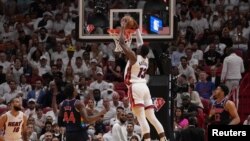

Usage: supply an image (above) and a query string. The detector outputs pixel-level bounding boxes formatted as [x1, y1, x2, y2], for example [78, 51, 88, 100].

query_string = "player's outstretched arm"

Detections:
[75, 100, 106, 123]
[119, 26, 137, 65]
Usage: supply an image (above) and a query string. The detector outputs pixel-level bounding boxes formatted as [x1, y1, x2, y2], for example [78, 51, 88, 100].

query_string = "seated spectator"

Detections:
[181, 95, 199, 118]
[203, 43, 221, 66]
[109, 93, 123, 109]
[42, 131, 53, 141]
[127, 122, 141, 141]
[34, 106, 46, 136]
[24, 98, 36, 117]
[174, 107, 189, 131]
[188, 84, 203, 109]
[178, 116, 205, 141]
[102, 98, 116, 125]
[27, 123, 38, 141]
[89, 71, 109, 92]
[171, 42, 186, 68]
[101, 83, 117, 101]
[52, 123, 62, 140]
[121, 97, 131, 114]
[27, 79, 46, 107]
[92, 89, 104, 112]
[178, 56, 196, 82]
[0, 80, 22, 104]
[40, 121, 53, 141]
[207, 66, 221, 87]
[195, 71, 215, 100]
[86, 98, 99, 116]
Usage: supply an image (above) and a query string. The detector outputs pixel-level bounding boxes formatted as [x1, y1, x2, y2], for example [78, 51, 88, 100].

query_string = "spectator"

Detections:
[174, 107, 189, 131]
[191, 41, 203, 64]
[188, 84, 203, 109]
[24, 98, 36, 117]
[178, 56, 196, 82]
[207, 66, 221, 87]
[102, 98, 116, 125]
[0, 80, 22, 104]
[221, 48, 245, 109]
[171, 42, 186, 67]
[109, 93, 123, 109]
[203, 43, 221, 66]
[127, 122, 141, 141]
[195, 71, 215, 100]
[27, 79, 46, 106]
[112, 110, 127, 141]
[181, 94, 199, 118]
[121, 97, 131, 114]
[101, 83, 117, 101]
[179, 116, 205, 141]
[89, 71, 109, 92]
[185, 48, 198, 69]
[27, 123, 38, 141]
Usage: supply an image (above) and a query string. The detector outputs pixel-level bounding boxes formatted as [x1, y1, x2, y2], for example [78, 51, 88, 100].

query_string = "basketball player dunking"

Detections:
[58, 84, 107, 141]
[119, 16, 168, 141]
[0, 97, 28, 141]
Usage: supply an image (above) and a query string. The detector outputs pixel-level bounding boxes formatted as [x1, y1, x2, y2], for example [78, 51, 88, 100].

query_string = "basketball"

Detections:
[121, 16, 139, 30]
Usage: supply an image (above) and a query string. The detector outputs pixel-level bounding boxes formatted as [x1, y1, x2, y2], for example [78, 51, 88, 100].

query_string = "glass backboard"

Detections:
[78, 0, 175, 41]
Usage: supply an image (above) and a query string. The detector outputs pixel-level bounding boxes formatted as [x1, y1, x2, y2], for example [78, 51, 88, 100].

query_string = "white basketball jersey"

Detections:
[124, 55, 148, 85]
[4, 111, 24, 141]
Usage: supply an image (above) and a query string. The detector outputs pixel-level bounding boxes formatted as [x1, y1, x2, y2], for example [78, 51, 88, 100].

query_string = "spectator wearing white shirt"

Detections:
[112, 110, 127, 141]
[178, 56, 196, 82]
[0, 73, 15, 97]
[38, 56, 51, 77]
[102, 98, 116, 125]
[64, 18, 76, 36]
[90, 71, 109, 92]
[19, 74, 32, 100]
[0, 23, 16, 43]
[121, 97, 131, 114]
[51, 43, 68, 64]
[110, 93, 123, 109]
[86, 59, 102, 78]
[11, 58, 24, 84]
[127, 122, 141, 141]
[0, 52, 11, 73]
[204, 36, 226, 55]
[221, 48, 245, 109]
[0, 80, 22, 104]
[33, 12, 53, 32]
[71, 56, 88, 76]
[72, 42, 85, 60]
[190, 10, 209, 37]
[178, 12, 190, 35]
[24, 98, 37, 118]
[101, 83, 117, 101]
[191, 42, 203, 64]
[52, 13, 66, 34]
[185, 48, 198, 69]
[171, 42, 186, 67]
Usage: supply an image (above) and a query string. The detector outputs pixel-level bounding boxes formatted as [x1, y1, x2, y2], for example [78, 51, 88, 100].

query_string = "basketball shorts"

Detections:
[128, 83, 154, 109]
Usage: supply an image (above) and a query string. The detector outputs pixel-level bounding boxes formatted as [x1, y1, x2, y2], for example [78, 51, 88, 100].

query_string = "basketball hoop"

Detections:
[107, 29, 135, 52]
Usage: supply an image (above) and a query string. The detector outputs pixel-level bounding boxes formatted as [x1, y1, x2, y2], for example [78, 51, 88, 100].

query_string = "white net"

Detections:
[109, 32, 132, 52]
